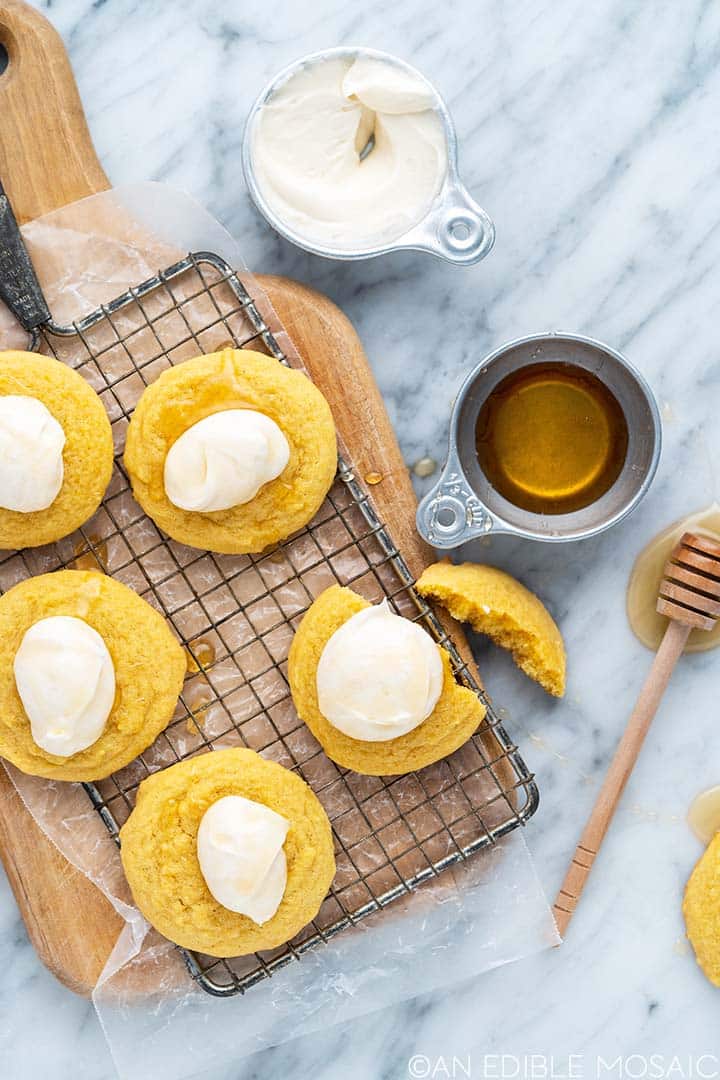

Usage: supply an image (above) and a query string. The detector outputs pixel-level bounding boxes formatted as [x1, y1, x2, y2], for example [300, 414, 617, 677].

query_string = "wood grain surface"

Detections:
[0, 0, 491, 995]
[0, 0, 110, 222]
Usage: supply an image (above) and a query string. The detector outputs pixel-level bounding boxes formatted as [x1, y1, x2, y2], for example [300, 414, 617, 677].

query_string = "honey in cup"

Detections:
[475, 361, 629, 515]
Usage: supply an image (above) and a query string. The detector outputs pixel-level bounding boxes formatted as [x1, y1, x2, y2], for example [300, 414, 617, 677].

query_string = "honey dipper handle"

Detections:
[553, 617, 691, 936]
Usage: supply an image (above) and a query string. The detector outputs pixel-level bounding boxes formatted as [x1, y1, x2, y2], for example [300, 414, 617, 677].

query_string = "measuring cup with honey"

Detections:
[416, 333, 661, 547]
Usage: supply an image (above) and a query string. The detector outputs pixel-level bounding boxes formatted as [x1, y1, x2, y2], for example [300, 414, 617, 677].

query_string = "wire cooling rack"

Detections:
[1, 253, 538, 996]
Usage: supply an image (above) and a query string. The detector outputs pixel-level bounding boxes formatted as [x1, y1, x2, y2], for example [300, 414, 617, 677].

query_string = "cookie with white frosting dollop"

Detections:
[288, 584, 485, 775]
[124, 349, 337, 554]
[120, 748, 335, 957]
[0, 569, 185, 781]
[0, 351, 113, 549]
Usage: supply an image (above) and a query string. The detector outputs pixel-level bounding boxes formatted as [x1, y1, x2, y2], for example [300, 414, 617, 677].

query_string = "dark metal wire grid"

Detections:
[1, 253, 538, 996]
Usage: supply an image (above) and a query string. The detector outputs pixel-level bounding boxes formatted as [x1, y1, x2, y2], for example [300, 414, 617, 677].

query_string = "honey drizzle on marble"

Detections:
[627, 504, 720, 652]
[688, 786, 720, 845]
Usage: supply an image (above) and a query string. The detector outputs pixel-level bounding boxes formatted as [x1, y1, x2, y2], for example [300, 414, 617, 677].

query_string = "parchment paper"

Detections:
[0, 183, 558, 1079]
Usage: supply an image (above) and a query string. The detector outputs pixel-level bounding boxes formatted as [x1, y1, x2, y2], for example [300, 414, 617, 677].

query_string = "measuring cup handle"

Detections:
[416, 453, 496, 549]
[416, 178, 495, 266]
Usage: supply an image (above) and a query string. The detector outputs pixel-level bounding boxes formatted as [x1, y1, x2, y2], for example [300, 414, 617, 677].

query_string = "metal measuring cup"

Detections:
[416, 333, 662, 548]
[242, 46, 495, 266]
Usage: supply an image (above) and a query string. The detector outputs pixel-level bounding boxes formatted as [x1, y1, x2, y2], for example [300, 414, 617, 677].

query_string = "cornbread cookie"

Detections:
[288, 585, 485, 775]
[683, 833, 720, 986]
[416, 562, 566, 697]
[0, 351, 113, 549]
[124, 348, 337, 554]
[120, 748, 336, 957]
[0, 569, 186, 781]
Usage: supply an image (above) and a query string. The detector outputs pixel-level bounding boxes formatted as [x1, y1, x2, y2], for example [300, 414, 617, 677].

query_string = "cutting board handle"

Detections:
[0, 0, 109, 224]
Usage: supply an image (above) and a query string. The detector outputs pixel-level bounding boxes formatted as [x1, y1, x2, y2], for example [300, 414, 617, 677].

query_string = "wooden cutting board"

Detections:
[0, 0, 486, 995]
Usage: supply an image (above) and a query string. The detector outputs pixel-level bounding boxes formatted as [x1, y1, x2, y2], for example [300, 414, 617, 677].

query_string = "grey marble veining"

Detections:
[3, 0, 720, 1077]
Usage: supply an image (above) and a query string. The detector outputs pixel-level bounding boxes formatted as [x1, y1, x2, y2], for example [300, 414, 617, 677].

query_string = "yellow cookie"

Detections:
[0, 569, 186, 781]
[0, 351, 113, 549]
[120, 748, 336, 957]
[415, 562, 566, 697]
[288, 584, 485, 775]
[124, 348, 337, 554]
[683, 833, 720, 986]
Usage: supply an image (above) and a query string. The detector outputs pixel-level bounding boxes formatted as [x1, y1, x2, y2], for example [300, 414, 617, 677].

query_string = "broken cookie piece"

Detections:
[415, 561, 566, 697]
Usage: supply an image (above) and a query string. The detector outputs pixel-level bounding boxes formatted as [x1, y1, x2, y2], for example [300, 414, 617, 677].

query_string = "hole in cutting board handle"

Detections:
[0, 43, 9, 77]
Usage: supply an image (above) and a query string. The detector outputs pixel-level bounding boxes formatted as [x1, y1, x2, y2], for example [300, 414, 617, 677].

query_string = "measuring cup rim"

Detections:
[242, 46, 484, 263]
[449, 329, 661, 430]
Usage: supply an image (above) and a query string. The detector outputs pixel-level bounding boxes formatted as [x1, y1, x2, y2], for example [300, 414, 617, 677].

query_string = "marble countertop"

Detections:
[3, 1, 720, 1077]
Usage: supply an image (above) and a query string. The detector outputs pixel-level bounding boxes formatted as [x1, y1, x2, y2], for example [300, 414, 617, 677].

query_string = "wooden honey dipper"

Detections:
[553, 530, 720, 935]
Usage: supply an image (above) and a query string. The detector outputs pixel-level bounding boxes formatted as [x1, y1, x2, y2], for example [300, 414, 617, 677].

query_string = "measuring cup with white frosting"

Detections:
[243, 47, 494, 265]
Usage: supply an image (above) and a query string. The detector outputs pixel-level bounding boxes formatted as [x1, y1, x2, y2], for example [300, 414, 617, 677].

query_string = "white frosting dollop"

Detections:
[342, 56, 437, 114]
[0, 395, 65, 512]
[197, 795, 289, 923]
[164, 409, 290, 513]
[316, 599, 444, 741]
[251, 55, 447, 250]
[14, 615, 116, 757]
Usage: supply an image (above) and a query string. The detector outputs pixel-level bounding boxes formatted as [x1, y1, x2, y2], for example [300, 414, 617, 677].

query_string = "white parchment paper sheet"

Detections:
[0, 184, 558, 1079]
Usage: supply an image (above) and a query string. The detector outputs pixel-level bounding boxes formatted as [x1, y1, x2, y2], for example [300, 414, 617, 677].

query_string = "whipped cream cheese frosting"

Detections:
[316, 599, 444, 741]
[251, 55, 447, 250]
[164, 409, 290, 513]
[197, 795, 289, 923]
[0, 395, 65, 512]
[14, 615, 116, 757]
